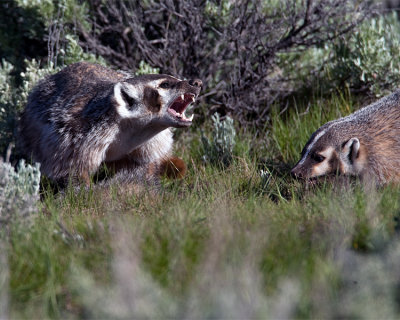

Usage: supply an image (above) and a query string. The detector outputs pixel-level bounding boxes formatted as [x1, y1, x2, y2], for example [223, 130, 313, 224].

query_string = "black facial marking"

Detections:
[121, 89, 136, 110]
[311, 153, 325, 163]
[344, 139, 359, 165]
[160, 81, 171, 89]
[189, 79, 203, 88]
[144, 86, 162, 112]
[348, 145, 354, 164]
[328, 152, 340, 174]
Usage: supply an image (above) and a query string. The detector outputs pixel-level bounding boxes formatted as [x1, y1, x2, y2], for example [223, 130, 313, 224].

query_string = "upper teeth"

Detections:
[181, 94, 184, 100]
[188, 114, 194, 121]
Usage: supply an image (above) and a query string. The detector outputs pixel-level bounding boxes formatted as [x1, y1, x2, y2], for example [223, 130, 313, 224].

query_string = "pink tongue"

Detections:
[168, 94, 195, 121]
[169, 108, 181, 116]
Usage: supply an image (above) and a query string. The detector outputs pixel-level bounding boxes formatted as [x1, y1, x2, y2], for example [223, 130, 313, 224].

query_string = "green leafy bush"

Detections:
[0, 157, 40, 316]
[0, 1, 47, 77]
[277, 12, 400, 99]
[0, 59, 60, 158]
[61, 35, 106, 66]
[328, 12, 400, 96]
[0, 60, 18, 157]
[16, 0, 90, 30]
[0, 28, 106, 157]
[134, 61, 159, 76]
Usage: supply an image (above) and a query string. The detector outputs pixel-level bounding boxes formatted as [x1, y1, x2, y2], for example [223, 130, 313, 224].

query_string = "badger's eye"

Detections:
[311, 153, 325, 163]
[160, 81, 171, 89]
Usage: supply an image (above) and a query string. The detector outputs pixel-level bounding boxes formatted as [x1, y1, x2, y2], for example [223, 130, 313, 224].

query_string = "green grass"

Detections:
[3, 94, 400, 318]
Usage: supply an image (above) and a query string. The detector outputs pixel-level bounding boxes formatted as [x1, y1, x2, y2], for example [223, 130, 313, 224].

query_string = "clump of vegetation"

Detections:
[0, 159, 40, 232]
[0, 58, 58, 159]
[134, 60, 159, 76]
[328, 12, 400, 96]
[201, 113, 236, 167]
[280, 11, 400, 98]
[0, 1, 47, 78]
[60, 35, 106, 67]
[0, 58, 59, 158]
[0, 19, 105, 158]
[0, 60, 18, 157]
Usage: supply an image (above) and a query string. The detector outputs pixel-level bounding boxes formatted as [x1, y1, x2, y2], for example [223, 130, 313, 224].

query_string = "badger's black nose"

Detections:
[189, 79, 202, 88]
[291, 167, 301, 179]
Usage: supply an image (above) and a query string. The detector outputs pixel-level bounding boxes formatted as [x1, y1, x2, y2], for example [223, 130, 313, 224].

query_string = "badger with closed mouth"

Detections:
[291, 90, 400, 185]
[19, 62, 202, 185]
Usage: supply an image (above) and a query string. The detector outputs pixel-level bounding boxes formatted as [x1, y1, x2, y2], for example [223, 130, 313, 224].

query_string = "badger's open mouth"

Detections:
[168, 93, 196, 122]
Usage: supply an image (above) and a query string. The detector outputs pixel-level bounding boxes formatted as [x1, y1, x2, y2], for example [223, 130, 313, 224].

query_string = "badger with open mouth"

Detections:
[19, 62, 202, 186]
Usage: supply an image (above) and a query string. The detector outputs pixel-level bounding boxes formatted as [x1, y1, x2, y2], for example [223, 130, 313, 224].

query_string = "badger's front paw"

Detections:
[160, 157, 187, 179]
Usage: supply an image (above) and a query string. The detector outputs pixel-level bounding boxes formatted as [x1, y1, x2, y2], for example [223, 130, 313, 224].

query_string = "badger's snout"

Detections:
[189, 79, 203, 88]
[291, 164, 306, 179]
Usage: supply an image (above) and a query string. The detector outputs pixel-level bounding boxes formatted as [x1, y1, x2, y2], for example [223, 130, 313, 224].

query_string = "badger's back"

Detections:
[19, 62, 128, 181]
[332, 91, 400, 182]
[22, 62, 127, 121]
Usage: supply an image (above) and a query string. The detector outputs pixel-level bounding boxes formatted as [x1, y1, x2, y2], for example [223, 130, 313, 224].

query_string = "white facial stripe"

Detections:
[114, 82, 142, 119]
[298, 130, 326, 165]
[319, 146, 334, 158]
[168, 75, 180, 81]
[148, 79, 165, 87]
[148, 77, 181, 87]
[312, 161, 330, 177]
[114, 82, 125, 106]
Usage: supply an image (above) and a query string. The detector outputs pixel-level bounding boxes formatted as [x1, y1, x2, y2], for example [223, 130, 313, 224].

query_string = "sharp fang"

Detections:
[181, 94, 184, 100]
[188, 114, 194, 121]
[191, 96, 195, 102]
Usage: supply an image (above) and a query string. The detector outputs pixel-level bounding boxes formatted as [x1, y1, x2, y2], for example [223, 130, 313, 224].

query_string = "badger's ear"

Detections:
[113, 82, 139, 114]
[342, 137, 360, 164]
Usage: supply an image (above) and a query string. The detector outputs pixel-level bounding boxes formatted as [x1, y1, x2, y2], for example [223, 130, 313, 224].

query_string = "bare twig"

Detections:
[75, 0, 372, 126]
